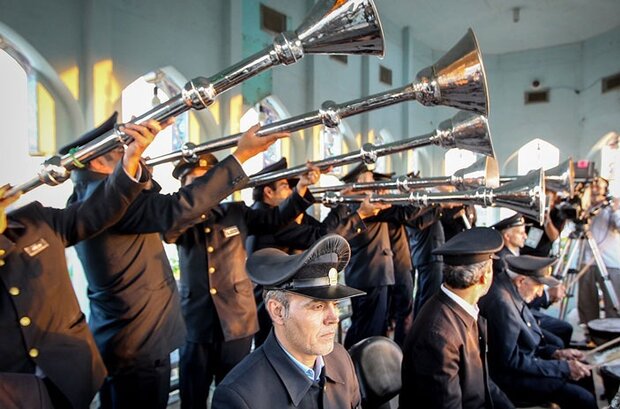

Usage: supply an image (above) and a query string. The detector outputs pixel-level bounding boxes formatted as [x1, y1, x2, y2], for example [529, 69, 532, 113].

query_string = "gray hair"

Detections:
[443, 259, 491, 289]
[263, 289, 290, 319]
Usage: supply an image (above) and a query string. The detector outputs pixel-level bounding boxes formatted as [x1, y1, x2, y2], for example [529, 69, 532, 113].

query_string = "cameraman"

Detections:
[578, 177, 620, 324]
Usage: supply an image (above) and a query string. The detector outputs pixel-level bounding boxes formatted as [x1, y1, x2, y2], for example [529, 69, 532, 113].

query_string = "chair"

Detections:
[348, 336, 402, 409]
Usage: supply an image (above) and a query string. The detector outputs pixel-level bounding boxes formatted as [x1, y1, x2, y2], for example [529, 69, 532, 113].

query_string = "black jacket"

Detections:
[0, 162, 145, 408]
[400, 290, 513, 409]
[68, 155, 247, 371]
[212, 331, 361, 409]
[164, 190, 313, 343]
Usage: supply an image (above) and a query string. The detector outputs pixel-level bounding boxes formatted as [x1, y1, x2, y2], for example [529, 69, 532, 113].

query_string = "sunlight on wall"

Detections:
[229, 94, 243, 134]
[93, 59, 120, 125]
[60, 65, 79, 100]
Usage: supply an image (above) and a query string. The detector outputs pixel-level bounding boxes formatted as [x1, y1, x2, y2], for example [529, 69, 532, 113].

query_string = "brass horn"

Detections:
[247, 111, 495, 188]
[147, 28, 489, 167]
[322, 169, 546, 224]
[500, 158, 574, 198]
[310, 156, 500, 194]
[4, 0, 385, 198]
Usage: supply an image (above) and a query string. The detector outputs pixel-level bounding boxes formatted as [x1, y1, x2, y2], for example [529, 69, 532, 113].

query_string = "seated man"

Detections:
[400, 227, 513, 409]
[212, 234, 364, 409]
[480, 255, 596, 409]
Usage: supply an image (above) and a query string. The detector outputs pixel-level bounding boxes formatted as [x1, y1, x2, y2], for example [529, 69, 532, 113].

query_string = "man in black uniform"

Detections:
[64, 118, 283, 409]
[493, 213, 572, 347]
[164, 153, 319, 409]
[480, 255, 596, 409]
[247, 158, 382, 346]
[0, 119, 161, 409]
[400, 227, 513, 409]
[212, 234, 364, 409]
[340, 163, 428, 349]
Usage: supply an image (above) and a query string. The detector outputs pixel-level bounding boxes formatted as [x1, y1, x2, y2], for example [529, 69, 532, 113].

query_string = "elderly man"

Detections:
[480, 255, 596, 409]
[400, 227, 514, 409]
[212, 234, 364, 409]
[164, 153, 319, 409]
[0, 119, 161, 409]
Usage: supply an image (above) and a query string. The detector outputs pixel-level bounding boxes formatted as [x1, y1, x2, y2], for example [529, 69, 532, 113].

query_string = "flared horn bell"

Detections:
[437, 111, 495, 157]
[414, 29, 489, 115]
[453, 156, 500, 190]
[545, 158, 575, 198]
[492, 169, 546, 224]
[295, 0, 385, 57]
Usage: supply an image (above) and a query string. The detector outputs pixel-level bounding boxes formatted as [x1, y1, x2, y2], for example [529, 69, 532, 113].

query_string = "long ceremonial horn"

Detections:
[500, 158, 574, 198]
[4, 0, 384, 198]
[322, 169, 546, 224]
[146, 28, 488, 167]
[247, 111, 495, 188]
[310, 156, 500, 194]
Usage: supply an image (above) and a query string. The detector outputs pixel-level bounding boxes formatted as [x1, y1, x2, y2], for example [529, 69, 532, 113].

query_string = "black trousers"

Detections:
[388, 278, 413, 347]
[344, 285, 389, 349]
[504, 376, 597, 409]
[179, 337, 253, 409]
[533, 309, 573, 348]
[99, 356, 171, 409]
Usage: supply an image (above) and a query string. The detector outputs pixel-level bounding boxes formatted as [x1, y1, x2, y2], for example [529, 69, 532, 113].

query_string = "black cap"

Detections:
[340, 163, 394, 184]
[172, 153, 219, 180]
[251, 157, 299, 191]
[58, 112, 118, 155]
[491, 213, 529, 231]
[247, 234, 365, 301]
[504, 255, 560, 286]
[432, 227, 503, 265]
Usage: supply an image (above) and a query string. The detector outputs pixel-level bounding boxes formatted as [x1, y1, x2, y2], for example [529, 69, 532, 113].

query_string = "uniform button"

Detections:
[526, 322, 531, 327]
[20, 316, 31, 327]
[200, 214, 207, 220]
[0, 260, 5, 267]
[29, 348, 39, 358]
[204, 227, 212, 234]
[210, 288, 217, 295]
[208, 267, 216, 274]
[8, 287, 20, 296]
[207, 246, 214, 253]
[356, 228, 362, 233]
[0, 249, 5, 256]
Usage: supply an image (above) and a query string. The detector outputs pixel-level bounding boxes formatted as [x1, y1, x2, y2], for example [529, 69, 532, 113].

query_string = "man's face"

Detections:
[265, 179, 292, 206]
[504, 225, 527, 249]
[592, 178, 609, 204]
[356, 171, 374, 184]
[515, 276, 544, 303]
[278, 293, 340, 366]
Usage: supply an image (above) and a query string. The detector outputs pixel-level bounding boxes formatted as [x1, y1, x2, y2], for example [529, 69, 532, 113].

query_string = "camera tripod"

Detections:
[555, 220, 619, 320]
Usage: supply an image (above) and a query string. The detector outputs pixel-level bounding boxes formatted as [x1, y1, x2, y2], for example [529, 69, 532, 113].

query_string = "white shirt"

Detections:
[441, 284, 479, 321]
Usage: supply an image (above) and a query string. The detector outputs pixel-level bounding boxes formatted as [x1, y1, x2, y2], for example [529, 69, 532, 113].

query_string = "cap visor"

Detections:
[287, 284, 366, 301]
[535, 276, 561, 287]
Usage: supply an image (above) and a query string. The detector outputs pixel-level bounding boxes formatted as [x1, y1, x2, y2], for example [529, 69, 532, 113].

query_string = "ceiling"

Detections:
[378, 0, 620, 54]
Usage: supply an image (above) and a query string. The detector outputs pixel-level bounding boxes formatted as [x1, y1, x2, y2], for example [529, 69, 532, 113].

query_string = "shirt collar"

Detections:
[278, 337, 324, 382]
[441, 284, 479, 321]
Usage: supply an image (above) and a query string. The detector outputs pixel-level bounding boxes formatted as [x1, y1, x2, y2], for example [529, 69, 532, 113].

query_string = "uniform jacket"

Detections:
[492, 246, 514, 275]
[345, 206, 426, 288]
[389, 223, 413, 287]
[0, 162, 145, 408]
[164, 190, 313, 343]
[212, 331, 362, 409]
[479, 272, 570, 391]
[400, 291, 513, 409]
[407, 209, 444, 268]
[68, 155, 247, 372]
[246, 202, 365, 255]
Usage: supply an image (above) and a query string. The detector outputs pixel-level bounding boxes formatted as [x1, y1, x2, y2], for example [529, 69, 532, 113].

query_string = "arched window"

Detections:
[517, 138, 560, 174]
[444, 148, 477, 176]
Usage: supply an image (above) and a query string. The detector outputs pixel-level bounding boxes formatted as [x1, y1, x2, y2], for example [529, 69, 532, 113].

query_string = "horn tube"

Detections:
[147, 29, 489, 167]
[4, 0, 385, 198]
[247, 111, 495, 188]
[320, 169, 546, 224]
[500, 158, 574, 198]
